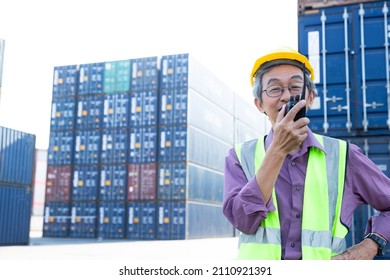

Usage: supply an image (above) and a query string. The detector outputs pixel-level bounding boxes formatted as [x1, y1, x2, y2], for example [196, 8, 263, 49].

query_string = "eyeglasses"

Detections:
[262, 83, 304, 98]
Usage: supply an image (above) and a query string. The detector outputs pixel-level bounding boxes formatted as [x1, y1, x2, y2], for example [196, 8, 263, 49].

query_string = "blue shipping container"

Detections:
[50, 98, 76, 131]
[130, 57, 158, 91]
[127, 201, 156, 240]
[298, 1, 390, 136]
[47, 130, 74, 165]
[0, 185, 33, 245]
[72, 165, 99, 201]
[99, 164, 127, 201]
[128, 126, 157, 163]
[70, 201, 97, 238]
[102, 93, 130, 128]
[76, 95, 104, 130]
[43, 201, 71, 237]
[78, 62, 105, 95]
[97, 201, 126, 239]
[100, 128, 128, 164]
[74, 129, 101, 165]
[52, 65, 78, 99]
[0, 126, 36, 185]
[129, 91, 158, 127]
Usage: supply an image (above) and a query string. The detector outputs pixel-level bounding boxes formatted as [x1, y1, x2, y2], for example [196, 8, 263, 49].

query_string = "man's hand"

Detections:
[272, 100, 310, 155]
[331, 238, 378, 260]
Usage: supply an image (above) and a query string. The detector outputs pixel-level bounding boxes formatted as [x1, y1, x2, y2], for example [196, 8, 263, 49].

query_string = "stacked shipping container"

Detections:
[44, 53, 258, 240]
[298, 0, 390, 258]
[0, 126, 36, 245]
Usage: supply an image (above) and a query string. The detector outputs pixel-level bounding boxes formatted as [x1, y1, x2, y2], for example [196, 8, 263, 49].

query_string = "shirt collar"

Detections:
[264, 128, 325, 155]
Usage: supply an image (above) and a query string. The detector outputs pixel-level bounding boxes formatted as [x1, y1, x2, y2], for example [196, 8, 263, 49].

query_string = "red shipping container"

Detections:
[140, 163, 156, 200]
[45, 165, 71, 202]
[127, 163, 156, 200]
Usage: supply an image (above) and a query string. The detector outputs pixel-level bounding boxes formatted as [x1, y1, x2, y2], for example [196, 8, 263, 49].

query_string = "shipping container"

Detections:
[78, 62, 105, 95]
[102, 93, 130, 128]
[299, 0, 390, 137]
[104, 60, 131, 94]
[127, 201, 156, 240]
[130, 57, 158, 92]
[0, 185, 33, 245]
[52, 65, 78, 99]
[129, 90, 158, 127]
[43, 201, 70, 237]
[45, 165, 71, 202]
[128, 126, 157, 163]
[100, 128, 128, 164]
[76, 95, 104, 130]
[70, 201, 97, 238]
[50, 98, 76, 131]
[0, 126, 36, 185]
[99, 164, 127, 201]
[157, 201, 232, 240]
[47, 130, 74, 165]
[71, 164, 99, 201]
[97, 200, 126, 239]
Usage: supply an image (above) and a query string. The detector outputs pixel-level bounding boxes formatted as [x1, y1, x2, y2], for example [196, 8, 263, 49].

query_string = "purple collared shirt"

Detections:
[223, 129, 390, 260]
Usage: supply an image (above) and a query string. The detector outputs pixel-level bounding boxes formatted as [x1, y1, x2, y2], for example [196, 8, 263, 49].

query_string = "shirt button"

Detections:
[296, 186, 301, 192]
[296, 213, 301, 219]
[291, 243, 296, 248]
[291, 162, 296, 166]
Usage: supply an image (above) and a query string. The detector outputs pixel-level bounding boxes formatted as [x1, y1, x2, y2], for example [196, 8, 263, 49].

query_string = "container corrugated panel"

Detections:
[76, 95, 104, 130]
[0, 185, 32, 245]
[47, 131, 74, 165]
[45, 165, 71, 202]
[235, 119, 263, 144]
[72, 165, 99, 201]
[78, 62, 105, 95]
[157, 201, 230, 240]
[52, 65, 78, 99]
[158, 124, 229, 171]
[129, 91, 158, 127]
[43, 201, 70, 237]
[99, 164, 127, 201]
[345, 136, 390, 177]
[70, 201, 97, 238]
[100, 128, 128, 164]
[157, 162, 223, 202]
[186, 201, 233, 239]
[74, 129, 101, 164]
[159, 53, 235, 115]
[130, 57, 158, 92]
[298, 1, 390, 137]
[102, 93, 130, 128]
[126, 201, 156, 240]
[159, 87, 235, 141]
[50, 98, 76, 131]
[104, 60, 131, 94]
[0, 126, 36, 185]
[128, 126, 157, 163]
[97, 201, 126, 239]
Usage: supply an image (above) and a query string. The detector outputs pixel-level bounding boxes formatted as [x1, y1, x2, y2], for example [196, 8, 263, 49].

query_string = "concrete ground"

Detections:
[0, 216, 239, 260]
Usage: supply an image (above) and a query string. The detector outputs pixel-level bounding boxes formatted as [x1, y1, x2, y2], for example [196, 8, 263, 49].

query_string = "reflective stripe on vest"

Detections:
[235, 134, 348, 260]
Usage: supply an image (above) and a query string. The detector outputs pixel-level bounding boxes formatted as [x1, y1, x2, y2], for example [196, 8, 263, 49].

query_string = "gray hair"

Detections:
[252, 59, 317, 101]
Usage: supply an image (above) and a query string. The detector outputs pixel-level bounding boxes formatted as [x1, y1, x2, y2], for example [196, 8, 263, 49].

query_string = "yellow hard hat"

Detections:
[250, 46, 315, 86]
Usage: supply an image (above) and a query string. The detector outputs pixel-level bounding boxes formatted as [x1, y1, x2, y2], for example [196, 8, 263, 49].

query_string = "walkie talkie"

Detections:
[284, 63, 307, 121]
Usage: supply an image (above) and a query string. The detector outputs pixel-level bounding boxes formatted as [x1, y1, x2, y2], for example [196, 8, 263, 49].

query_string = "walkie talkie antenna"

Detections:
[301, 63, 306, 100]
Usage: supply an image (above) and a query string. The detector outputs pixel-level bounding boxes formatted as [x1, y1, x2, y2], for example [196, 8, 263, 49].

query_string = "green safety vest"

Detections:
[235, 134, 348, 260]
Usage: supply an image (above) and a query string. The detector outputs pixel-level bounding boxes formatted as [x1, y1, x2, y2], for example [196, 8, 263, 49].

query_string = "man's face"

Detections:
[255, 64, 314, 126]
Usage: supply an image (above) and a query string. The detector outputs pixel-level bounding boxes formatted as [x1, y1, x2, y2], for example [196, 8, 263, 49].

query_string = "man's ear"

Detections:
[254, 98, 266, 115]
[307, 90, 316, 109]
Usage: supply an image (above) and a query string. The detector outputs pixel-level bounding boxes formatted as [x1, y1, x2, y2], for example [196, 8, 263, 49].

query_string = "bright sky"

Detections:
[0, 0, 298, 149]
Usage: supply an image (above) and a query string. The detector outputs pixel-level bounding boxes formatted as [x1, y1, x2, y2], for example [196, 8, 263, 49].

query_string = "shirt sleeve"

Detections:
[222, 147, 275, 234]
[343, 143, 390, 242]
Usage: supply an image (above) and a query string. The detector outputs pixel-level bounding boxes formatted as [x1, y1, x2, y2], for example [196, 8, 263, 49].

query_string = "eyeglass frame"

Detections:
[262, 82, 306, 98]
